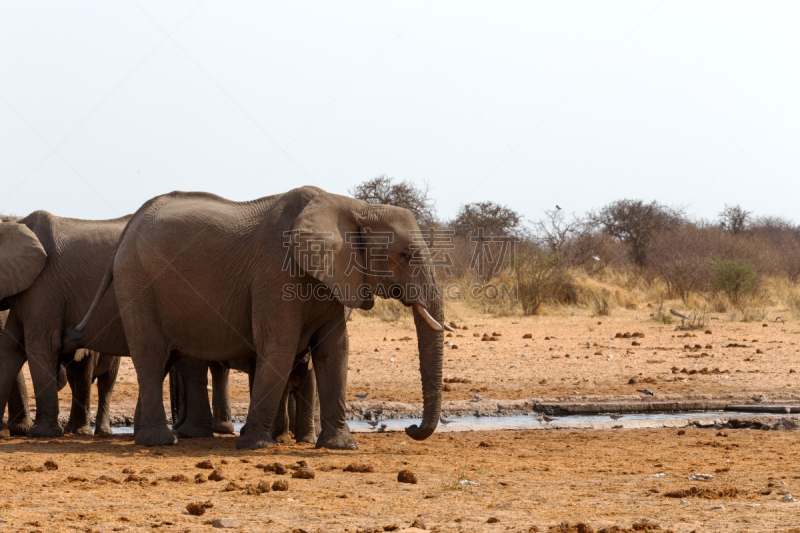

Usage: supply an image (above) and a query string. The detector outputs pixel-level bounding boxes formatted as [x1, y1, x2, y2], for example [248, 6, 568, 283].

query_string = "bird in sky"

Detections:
[556, 205, 562, 210]
[353, 393, 369, 400]
[593, 255, 601, 261]
[440, 415, 454, 426]
[637, 389, 655, 396]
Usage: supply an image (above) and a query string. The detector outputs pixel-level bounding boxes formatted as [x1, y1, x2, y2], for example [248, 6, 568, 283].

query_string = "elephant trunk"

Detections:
[405, 282, 444, 441]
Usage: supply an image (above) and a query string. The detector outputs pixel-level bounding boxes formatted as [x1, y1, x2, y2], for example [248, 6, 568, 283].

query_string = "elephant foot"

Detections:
[64, 423, 93, 436]
[212, 420, 235, 434]
[295, 432, 317, 445]
[315, 429, 358, 450]
[175, 422, 214, 439]
[27, 421, 64, 439]
[135, 425, 177, 447]
[235, 429, 276, 450]
[95, 425, 114, 438]
[273, 431, 293, 444]
[7, 416, 34, 436]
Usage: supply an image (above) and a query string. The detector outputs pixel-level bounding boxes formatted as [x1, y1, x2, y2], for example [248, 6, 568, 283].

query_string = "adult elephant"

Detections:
[0, 213, 131, 437]
[0, 213, 218, 438]
[69, 186, 452, 449]
[1, 308, 116, 436]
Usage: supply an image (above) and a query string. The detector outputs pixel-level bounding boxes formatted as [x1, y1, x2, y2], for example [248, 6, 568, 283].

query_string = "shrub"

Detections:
[514, 251, 574, 315]
[711, 257, 759, 305]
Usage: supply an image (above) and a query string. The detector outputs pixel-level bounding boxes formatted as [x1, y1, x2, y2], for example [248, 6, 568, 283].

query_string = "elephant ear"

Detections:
[289, 192, 367, 309]
[0, 221, 47, 299]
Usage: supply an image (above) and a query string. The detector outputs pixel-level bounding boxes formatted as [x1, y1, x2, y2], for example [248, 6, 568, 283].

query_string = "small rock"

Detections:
[344, 463, 374, 473]
[711, 505, 724, 510]
[688, 473, 713, 481]
[410, 518, 426, 530]
[43, 460, 58, 471]
[397, 469, 418, 484]
[195, 460, 214, 470]
[487, 517, 499, 523]
[212, 518, 236, 528]
[272, 480, 289, 491]
[523, 333, 532, 339]
[208, 470, 225, 482]
[292, 467, 315, 479]
[677, 429, 686, 436]
[186, 500, 213, 516]
[680, 500, 689, 505]
[783, 494, 795, 502]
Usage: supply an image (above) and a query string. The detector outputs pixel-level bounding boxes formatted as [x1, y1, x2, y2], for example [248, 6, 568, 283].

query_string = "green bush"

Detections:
[514, 251, 575, 315]
[711, 257, 758, 305]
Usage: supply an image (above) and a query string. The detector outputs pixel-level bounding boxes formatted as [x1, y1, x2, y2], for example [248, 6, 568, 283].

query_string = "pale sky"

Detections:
[1, 1, 799, 225]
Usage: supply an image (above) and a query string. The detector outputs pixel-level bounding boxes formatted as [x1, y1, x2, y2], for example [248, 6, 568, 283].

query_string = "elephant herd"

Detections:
[0, 186, 451, 449]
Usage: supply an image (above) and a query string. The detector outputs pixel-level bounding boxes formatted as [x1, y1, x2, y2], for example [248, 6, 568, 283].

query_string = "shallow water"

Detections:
[109, 410, 766, 434]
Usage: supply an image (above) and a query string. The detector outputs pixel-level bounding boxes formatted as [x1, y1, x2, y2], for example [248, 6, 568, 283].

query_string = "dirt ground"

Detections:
[5, 306, 800, 532]
[2, 428, 800, 532]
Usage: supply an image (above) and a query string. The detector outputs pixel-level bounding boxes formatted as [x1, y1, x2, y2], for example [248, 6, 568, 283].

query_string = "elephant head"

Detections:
[0, 219, 47, 306]
[290, 189, 453, 440]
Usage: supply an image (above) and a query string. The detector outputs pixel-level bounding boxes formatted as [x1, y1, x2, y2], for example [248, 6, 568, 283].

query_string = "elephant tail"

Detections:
[64, 261, 114, 345]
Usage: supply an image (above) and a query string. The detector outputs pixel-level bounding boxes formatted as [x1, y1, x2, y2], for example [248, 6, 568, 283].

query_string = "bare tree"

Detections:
[531, 208, 583, 256]
[587, 199, 684, 267]
[718, 204, 751, 235]
[349, 175, 437, 226]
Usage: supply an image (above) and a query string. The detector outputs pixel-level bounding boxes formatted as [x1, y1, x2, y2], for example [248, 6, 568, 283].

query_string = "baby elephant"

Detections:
[61, 349, 121, 436]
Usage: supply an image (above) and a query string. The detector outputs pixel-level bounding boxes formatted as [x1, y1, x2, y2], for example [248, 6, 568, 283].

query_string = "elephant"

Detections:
[60, 349, 121, 436]
[169, 349, 321, 444]
[69, 186, 453, 449]
[1, 309, 114, 436]
[0, 212, 222, 438]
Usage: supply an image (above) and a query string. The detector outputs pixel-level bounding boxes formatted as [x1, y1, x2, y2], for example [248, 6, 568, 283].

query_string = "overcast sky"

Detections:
[1, 1, 799, 225]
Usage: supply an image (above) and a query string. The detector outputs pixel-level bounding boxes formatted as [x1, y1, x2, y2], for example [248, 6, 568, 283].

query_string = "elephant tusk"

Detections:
[443, 322, 456, 332]
[414, 303, 443, 332]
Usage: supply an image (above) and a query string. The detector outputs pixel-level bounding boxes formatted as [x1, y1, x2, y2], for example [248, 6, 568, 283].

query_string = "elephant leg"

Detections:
[94, 356, 120, 436]
[235, 346, 295, 450]
[63, 352, 95, 436]
[209, 362, 234, 434]
[293, 369, 318, 444]
[170, 358, 214, 439]
[26, 351, 64, 438]
[314, 392, 321, 438]
[131, 343, 177, 447]
[168, 366, 186, 430]
[288, 392, 297, 436]
[269, 382, 293, 444]
[311, 316, 357, 450]
[0, 318, 28, 437]
[6, 368, 34, 436]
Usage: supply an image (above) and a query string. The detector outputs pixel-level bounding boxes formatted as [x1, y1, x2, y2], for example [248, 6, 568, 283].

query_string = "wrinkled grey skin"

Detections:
[0, 213, 130, 438]
[170, 350, 321, 444]
[1, 309, 115, 437]
[70, 186, 445, 449]
[169, 359, 237, 438]
[61, 350, 121, 436]
[0, 212, 219, 439]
